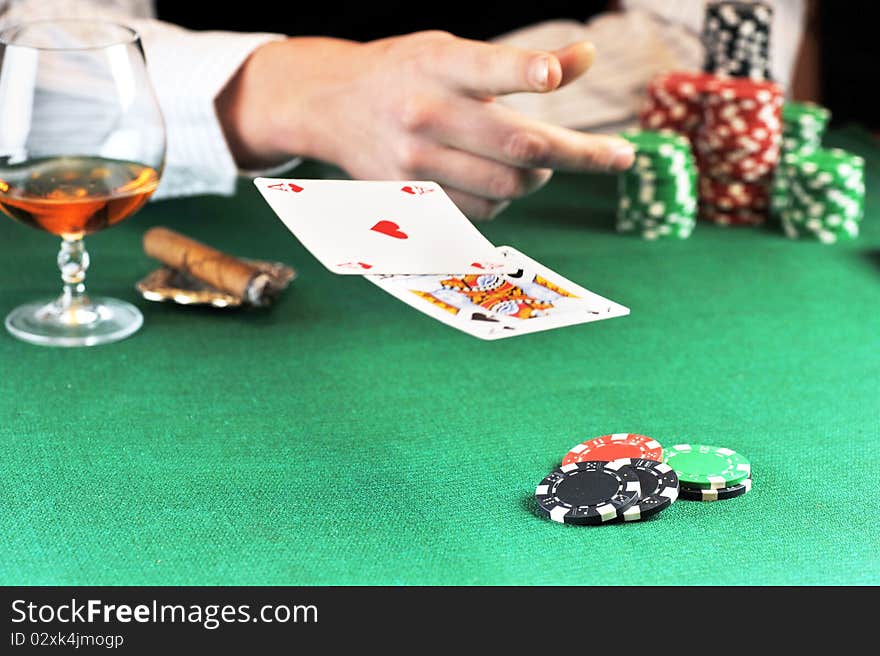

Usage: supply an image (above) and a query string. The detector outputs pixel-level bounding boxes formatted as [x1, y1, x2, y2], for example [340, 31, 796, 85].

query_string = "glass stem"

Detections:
[57, 237, 91, 311]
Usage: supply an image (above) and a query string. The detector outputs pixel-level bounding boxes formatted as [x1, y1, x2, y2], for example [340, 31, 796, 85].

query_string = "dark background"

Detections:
[818, 3, 872, 129]
[156, 1, 874, 130]
[154, 1, 608, 42]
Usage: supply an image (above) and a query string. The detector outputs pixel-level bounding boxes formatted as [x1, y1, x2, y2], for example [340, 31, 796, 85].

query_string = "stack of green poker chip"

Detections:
[663, 443, 753, 502]
[772, 102, 832, 224]
[778, 148, 866, 243]
[781, 102, 830, 154]
[616, 129, 698, 240]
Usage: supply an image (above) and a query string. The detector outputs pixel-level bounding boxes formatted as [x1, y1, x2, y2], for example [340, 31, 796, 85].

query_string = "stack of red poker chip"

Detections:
[698, 178, 769, 226]
[694, 77, 783, 226]
[639, 71, 716, 143]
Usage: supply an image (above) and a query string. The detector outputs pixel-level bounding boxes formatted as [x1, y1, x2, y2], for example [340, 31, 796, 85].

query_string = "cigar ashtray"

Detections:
[136, 260, 296, 308]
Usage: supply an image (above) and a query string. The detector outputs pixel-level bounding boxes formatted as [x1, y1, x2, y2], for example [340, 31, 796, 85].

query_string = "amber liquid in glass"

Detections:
[0, 156, 160, 239]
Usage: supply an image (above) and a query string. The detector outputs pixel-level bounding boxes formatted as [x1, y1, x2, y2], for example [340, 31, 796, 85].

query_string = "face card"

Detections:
[366, 245, 630, 340]
[253, 178, 512, 275]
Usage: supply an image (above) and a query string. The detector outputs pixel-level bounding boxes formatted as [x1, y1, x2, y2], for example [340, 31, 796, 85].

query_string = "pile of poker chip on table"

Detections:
[620, 1, 866, 243]
[616, 130, 697, 239]
[533, 433, 752, 526]
[694, 77, 782, 226]
[775, 148, 866, 243]
[701, 0, 773, 81]
[771, 101, 865, 242]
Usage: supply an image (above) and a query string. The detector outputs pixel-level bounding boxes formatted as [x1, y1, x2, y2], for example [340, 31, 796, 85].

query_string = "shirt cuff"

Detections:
[238, 157, 304, 179]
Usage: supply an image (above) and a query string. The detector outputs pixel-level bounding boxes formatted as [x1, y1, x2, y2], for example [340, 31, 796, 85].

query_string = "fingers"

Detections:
[444, 188, 511, 221]
[409, 96, 635, 172]
[553, 41, 596, 88]
[425, 37, 595, 97]
[428, 37, 564, 96]
[398, 140, 554, 200]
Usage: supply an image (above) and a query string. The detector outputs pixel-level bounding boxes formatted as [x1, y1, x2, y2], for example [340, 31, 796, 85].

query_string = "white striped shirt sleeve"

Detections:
[0, 0, 293, 199]
[125, 19, 287, 199]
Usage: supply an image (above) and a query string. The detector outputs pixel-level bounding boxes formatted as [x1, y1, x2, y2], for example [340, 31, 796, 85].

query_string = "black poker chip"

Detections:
[610, 458, 679, 522]
[702, 1, 773, 81]
[534, 461, 641, 525]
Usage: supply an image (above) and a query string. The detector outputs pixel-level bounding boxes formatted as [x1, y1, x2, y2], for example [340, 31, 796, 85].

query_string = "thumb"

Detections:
[552, 41, 596, 88]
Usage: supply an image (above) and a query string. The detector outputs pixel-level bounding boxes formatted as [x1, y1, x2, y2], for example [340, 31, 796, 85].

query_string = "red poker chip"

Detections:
[695, 134, 779, 155]
[700, 117, 782, 138]
[696, 158, 776, 175]
[640, 105, 700, 134]
[697, 121, 780, 145]
[700, 204, 767, 226]
[640, 70, 716, 140]
[702, 104, 782, 118]
[561, 433, 663, 466]
[703, 77, 785, 103]
[698, 177, 769, 210]
[702, 98, 783, 114]
[656, 71, 716, 96]
[699, 80, 783, 147]
[702, 101, 782, 115]
[699, 193, 768, 212]
[695, 149, 779, 180]
[694, 139, 779, 161]
[698, 120, 781, 141]
[695, 143, 780, 161]
[698, 164, 776, 183]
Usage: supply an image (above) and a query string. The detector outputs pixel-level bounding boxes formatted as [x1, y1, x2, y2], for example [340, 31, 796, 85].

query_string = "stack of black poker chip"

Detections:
[702, 1, 773, 81]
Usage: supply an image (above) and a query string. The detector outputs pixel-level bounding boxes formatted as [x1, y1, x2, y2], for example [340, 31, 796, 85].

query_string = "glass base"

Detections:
[5, 296, 143, 347]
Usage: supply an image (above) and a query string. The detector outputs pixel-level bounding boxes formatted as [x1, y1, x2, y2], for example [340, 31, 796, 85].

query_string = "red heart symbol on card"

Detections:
[267, 182, 303, 192]
[401, 185, 435, 195]
[337, 262, 373, 270]
[371, 220, 408, 239]
[471, 262, 484, 269]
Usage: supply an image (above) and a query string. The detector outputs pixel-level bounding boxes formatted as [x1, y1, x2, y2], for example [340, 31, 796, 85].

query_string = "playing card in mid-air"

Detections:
[253, 178, 512, 275]
[366, 246, 629, 340]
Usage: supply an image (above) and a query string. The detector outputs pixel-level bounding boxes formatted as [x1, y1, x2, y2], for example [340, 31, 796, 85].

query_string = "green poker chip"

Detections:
[783, 136, 820, 155]
[780, 208, 860, 243]
[782, 101, 830, 127]
[619, 195, 696, 213]
[617, 201, 696, 220]
[786, 190, 864, 222]
[781, 102, 830, 155]
[663, 444, 751, 489]
[621, 128, 692, 154]
[782, 149, 865, 187]
[617, 222, 694, 240]
[620, 173, 697, 195]
[781, 217, 860, 243]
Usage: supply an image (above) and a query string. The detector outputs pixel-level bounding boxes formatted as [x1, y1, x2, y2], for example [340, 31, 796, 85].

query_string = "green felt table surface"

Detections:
[1, 127, 878, 586]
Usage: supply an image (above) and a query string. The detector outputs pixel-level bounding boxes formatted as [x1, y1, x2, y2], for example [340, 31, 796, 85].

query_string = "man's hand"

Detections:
[216, 31, 635, 220]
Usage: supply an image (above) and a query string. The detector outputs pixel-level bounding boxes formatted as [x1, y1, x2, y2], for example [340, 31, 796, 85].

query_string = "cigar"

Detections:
[143, 227, 278, 306]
